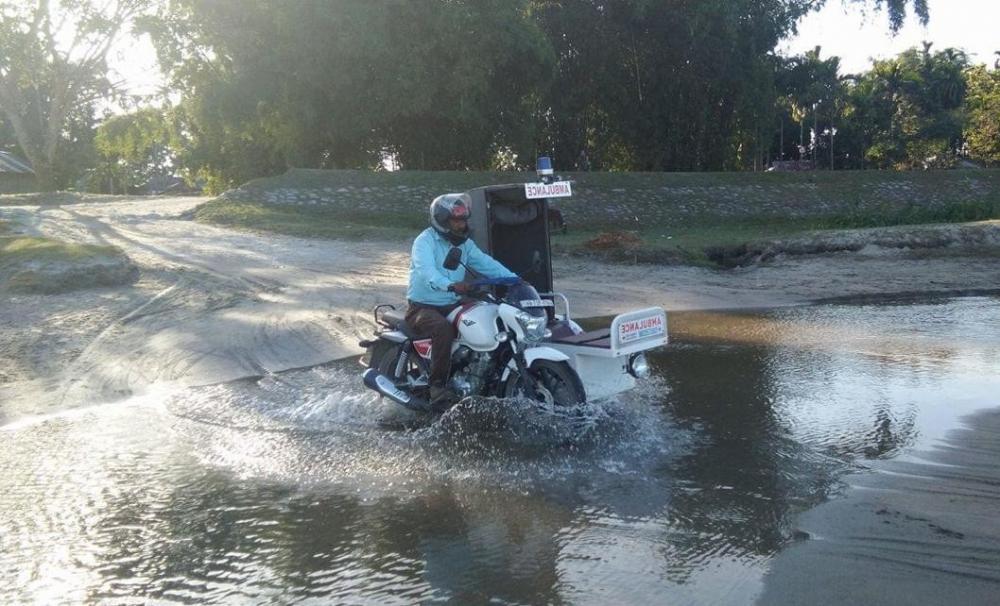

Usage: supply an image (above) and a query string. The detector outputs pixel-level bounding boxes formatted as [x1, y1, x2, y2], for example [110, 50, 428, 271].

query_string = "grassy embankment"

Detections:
[0, 220, 119, 265]
[0, 219, 132, 292]
[195, 169, 1000, 265]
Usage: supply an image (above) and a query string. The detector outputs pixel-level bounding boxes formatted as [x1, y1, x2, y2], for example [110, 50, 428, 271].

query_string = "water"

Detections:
[2, 297, 999, 604]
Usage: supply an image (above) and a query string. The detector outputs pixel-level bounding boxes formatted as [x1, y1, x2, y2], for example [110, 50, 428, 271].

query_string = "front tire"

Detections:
[502, 360, 586, 407]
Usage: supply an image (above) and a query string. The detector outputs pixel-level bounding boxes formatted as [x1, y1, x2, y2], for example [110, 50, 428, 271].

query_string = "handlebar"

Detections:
[469, 277, 522, 288]
[447, 276, 522, 301]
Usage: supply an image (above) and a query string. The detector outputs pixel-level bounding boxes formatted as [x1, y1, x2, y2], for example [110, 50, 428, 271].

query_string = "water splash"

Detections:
[163, 359, 683, 494]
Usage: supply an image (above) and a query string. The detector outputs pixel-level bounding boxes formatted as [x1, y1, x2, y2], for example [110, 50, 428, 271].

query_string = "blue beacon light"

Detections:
[536, 156, 554, 183]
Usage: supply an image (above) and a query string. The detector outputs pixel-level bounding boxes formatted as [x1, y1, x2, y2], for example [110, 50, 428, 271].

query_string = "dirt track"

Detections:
[2, 196, 999, 418]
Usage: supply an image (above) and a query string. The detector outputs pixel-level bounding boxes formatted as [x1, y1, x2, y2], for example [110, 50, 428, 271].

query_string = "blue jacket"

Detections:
[407, 228, 517, 306]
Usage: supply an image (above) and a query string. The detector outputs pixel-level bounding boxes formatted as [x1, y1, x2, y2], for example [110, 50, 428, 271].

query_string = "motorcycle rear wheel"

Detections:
[374, 342, 424, 391]
[502, 360, 586, 407]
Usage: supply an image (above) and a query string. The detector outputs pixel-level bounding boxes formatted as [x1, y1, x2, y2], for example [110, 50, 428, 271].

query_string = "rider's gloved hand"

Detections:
[448, 281, 474, 294]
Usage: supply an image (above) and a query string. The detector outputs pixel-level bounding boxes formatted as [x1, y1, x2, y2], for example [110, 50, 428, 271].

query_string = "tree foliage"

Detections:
[138, 0, 943, 187]
[964, 65, 1000, 166]
[92, 107, 175, 192]
[836, 44, 968, 169]
[529, 0, 817, 171]
[0, 0, 150, 190]
[843, 0, 929, 32]
[775, 46, 844, 164]
[142, 0, 553, 190]
[3, 0, 973, 192]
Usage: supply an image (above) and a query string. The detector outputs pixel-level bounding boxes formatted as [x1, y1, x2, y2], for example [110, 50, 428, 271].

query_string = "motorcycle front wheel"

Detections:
[502, 360, 586, 407]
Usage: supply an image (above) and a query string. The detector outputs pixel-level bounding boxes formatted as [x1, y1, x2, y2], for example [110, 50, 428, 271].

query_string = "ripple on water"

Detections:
[5, 297, 999, 605]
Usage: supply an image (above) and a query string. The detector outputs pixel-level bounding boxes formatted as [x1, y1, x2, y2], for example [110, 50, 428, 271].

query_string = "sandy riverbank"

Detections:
[759, 406, 1000, 604]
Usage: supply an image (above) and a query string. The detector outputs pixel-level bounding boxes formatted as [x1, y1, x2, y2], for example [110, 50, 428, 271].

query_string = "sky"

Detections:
[780, 0, 1000, 73]
[108, 33, 161, 98]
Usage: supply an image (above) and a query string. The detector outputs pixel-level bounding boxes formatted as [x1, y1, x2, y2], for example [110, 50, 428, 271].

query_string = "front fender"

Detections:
[502, 346, 570, 380]
[524, 346, 570, 365]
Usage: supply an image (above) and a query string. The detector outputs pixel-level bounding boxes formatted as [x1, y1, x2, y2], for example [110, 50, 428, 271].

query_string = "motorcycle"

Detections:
[360, 247, 586, 413]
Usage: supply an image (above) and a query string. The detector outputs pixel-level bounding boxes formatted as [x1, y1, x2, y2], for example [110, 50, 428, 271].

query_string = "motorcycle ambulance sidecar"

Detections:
[463, 178, 668, 401]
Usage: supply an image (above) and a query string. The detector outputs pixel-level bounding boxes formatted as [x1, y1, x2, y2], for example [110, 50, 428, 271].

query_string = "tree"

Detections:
[0, 112, 19, 153]
[531, 0, 817, 171]
[0, 0, 150, 190]
[778, 47, 843, 166]
[140, 0, 938, 183]
[143, 0, 553, 189]
[964, 65, 1000, 166]
[93, 107, 175, 193]
[843, 0, 929, 32]
[848, 44, 967, 169]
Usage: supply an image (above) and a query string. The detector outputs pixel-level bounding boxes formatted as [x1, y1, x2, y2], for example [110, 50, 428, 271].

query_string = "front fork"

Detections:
[506, 341, 538, 394]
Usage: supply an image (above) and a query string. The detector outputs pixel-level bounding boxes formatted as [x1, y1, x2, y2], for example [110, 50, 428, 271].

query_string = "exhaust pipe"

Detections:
[362, 369, 429, 412]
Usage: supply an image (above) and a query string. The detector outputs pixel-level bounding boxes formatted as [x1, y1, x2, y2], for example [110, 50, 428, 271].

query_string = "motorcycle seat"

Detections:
[381, 309, 419, 338]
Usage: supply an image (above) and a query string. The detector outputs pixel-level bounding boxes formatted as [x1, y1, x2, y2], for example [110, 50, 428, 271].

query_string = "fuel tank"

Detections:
[447, 303, 500, 352]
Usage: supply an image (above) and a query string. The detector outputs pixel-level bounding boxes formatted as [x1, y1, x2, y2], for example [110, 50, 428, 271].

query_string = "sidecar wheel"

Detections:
[503, 360, 586, 407]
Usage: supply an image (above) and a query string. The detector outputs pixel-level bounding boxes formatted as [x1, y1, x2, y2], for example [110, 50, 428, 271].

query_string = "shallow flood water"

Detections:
[2, 296, 999, 604]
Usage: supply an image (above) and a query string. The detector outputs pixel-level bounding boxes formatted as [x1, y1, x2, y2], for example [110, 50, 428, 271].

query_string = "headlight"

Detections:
[628, 353, 650, 378]
[515, 311, 548, 342]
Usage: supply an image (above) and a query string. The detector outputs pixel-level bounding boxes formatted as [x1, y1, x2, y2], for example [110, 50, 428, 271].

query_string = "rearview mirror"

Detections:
[443, 247, 462, 271]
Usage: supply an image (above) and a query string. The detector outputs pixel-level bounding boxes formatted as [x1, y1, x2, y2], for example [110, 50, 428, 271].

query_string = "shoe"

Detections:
[429, 386, 459, 413]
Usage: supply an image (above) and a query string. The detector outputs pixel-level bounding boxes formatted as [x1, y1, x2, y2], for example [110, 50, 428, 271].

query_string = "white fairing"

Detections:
[447, 303, 499, 351]
[501, 346, 571, 381]
[497, 303, 527, 341]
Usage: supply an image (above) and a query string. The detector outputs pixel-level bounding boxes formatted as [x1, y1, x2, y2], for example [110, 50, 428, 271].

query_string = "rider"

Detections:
[407, 193, 518, 409]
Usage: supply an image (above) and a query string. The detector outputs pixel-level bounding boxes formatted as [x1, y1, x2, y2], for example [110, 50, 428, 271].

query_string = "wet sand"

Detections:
[759, 407, 1000, 604]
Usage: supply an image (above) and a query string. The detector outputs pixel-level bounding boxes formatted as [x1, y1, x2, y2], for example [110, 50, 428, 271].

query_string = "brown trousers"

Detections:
[405, 301, 459, 388]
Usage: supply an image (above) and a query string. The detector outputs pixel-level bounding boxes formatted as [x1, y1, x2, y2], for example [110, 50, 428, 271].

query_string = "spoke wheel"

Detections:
[376, 344, 424, 390]
[503, 360, 585, 407]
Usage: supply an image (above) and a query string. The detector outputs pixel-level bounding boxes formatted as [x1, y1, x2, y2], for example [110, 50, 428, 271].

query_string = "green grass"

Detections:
[0, 235, 122, 267]
[816, 198, 1000, 229]
[0, 232, 134, 293]
[196, 196, 827, 266]
[196, 167, 1000, 266]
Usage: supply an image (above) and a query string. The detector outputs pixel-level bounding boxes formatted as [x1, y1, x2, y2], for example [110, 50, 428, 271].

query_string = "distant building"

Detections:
[0, 151, 38, 193]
